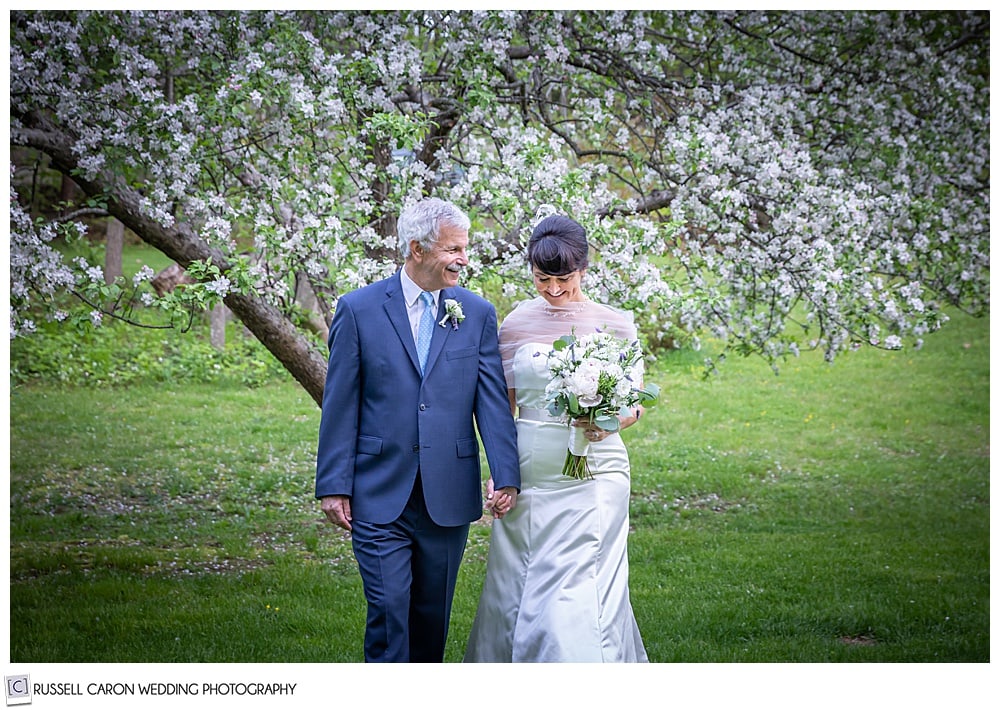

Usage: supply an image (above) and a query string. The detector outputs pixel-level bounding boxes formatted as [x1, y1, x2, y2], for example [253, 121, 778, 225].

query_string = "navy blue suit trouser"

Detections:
[350, 474, 470, 662]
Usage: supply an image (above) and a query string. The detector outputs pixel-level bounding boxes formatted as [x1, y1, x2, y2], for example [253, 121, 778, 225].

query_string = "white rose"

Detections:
[572, 360, 602, 396]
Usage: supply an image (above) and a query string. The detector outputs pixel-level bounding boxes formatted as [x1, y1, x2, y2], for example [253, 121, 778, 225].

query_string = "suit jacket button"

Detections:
[412, 445, 420, 452]
[419, 404, 426, 410]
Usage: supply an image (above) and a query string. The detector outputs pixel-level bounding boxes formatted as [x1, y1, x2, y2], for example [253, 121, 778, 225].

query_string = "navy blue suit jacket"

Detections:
[315, 271, 520, 526]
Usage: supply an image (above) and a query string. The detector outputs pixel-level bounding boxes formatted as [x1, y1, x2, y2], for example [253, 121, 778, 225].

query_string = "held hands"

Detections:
[485, 477, 518, 519]
[321, 495, 353, 531]
[323, 480, 519, 529]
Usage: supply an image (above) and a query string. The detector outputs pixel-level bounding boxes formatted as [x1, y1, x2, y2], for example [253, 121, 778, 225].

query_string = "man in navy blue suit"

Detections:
[316, 198, 520, 662]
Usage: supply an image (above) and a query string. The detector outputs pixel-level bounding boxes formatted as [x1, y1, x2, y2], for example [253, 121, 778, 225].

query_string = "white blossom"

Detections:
[7, 10, 988, 369]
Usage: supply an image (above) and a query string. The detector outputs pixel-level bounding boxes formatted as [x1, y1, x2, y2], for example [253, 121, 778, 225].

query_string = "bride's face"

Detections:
[532, 268, 587, 305]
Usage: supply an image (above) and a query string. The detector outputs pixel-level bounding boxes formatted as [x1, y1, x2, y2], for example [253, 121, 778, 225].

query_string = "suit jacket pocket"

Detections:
[446, 345, 477, 360]
[456, 437, 478, 458]
[357, 435, 383, 456]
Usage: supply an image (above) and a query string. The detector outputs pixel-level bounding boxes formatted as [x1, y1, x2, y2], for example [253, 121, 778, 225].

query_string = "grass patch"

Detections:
[7, 311, 989, 662]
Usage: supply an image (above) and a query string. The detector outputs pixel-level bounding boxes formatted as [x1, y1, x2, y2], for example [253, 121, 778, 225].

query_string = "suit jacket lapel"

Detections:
[383, 273, 422, 373]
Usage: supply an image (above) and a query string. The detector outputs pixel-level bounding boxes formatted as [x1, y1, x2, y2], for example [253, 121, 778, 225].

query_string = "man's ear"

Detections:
[410, 240, 423, 259]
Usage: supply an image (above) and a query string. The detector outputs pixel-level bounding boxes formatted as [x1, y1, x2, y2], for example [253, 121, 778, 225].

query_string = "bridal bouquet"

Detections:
[544, 331, 659, 479]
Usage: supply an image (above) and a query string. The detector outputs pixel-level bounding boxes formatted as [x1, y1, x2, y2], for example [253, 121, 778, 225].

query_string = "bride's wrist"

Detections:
[619, 409, 641, 429]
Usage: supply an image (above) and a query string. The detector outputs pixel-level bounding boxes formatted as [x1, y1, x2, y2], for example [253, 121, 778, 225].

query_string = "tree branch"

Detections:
[14, 111, 331, 406]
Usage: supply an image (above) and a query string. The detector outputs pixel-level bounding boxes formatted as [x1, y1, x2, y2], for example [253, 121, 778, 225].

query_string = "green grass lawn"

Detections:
[7, 309, 989, 665]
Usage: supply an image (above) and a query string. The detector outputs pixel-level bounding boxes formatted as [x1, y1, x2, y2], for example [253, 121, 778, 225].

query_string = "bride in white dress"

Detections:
[465, 215, 648, 663]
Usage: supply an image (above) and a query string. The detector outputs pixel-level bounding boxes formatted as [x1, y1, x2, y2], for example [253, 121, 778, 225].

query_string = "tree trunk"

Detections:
[210, 304, 227, 351]
[150, 263, 196, 297]
[294, 272, 330, 344]
[15, 111, 330, 406]
[59, 174, 78, 208]
[104, 217, 124, 285]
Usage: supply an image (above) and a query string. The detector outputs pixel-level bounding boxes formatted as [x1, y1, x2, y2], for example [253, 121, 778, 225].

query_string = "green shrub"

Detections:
[10, 318, 293, 388]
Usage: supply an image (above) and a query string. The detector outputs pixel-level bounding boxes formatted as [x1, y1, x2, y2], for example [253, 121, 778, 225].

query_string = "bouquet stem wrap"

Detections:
[563, 425, 593, 480]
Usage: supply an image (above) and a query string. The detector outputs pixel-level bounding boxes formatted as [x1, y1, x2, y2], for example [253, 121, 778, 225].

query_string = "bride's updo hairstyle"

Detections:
[527, 215, 589, 276]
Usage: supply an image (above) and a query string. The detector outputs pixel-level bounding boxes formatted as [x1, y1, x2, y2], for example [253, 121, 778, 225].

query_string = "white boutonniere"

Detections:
[439, 299, 465, 330]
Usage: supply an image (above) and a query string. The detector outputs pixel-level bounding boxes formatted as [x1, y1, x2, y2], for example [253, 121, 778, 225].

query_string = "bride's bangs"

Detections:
[531, 240, 578, 276]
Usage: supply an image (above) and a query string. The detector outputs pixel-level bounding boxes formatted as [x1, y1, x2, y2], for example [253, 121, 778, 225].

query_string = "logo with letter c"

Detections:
[5, 675, 31, 705]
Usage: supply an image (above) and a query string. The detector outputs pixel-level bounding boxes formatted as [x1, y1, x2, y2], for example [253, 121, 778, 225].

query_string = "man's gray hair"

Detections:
[397, 198, 471, 258]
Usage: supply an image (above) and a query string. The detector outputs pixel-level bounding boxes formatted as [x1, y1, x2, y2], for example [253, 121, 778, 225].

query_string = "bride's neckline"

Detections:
[542, 298, 590, 318]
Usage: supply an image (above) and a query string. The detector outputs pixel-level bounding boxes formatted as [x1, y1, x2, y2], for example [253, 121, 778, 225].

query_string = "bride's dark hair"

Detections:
[527, 215, 589, 275]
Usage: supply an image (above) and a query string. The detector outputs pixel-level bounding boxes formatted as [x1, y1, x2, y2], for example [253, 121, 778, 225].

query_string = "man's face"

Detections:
[408, 224, 469, 291]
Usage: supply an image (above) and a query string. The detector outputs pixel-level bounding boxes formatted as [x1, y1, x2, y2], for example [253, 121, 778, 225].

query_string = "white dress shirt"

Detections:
[400, 268, 440, 343]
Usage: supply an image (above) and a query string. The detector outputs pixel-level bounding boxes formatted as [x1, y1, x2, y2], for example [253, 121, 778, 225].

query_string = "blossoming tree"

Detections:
[9, 10, 989, 405]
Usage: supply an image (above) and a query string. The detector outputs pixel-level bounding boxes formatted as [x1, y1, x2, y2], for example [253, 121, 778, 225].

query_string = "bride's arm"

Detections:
[618, 405, 643, 431]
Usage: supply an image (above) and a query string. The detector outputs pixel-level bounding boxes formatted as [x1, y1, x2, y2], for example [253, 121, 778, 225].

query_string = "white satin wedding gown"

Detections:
[464, 342, 647, 662]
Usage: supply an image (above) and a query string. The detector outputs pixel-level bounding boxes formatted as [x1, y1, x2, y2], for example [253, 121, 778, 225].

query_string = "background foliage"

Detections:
[9, 10, 989, 398]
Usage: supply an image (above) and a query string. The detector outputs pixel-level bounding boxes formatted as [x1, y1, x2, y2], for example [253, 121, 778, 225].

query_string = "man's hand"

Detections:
[485, 478, 518, 519]
[321, 495, 353, 531]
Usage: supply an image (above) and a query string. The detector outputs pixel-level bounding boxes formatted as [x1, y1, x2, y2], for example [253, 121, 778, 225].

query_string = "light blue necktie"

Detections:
[416, 291, 435, 373]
